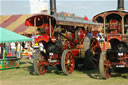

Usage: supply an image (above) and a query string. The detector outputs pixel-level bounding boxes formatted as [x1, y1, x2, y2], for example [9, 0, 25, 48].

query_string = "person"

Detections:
[25, 41, 29, 49]
[0, 44, 3, 58]
[31, 35, 35, 47]
[38, 42, 46, 60]
[27, 45, 33, 59]
[5, 43, 9, 54]
[21, 42, 25, 50]
[11, 42, 16, 56]
[39, 42, 45, 54]
[0, 44, 2, 54]
[87, 27, 93, 38]
[97, 32, 104, 42]
[16, 42, 23, 58]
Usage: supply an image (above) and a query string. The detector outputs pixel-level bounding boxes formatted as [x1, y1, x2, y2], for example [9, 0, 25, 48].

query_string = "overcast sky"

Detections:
[0, 0, 128, 19]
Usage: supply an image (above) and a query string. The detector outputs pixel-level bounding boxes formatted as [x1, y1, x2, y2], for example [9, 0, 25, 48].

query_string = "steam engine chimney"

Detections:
[50, 0, 56, 15]
[117, 0, 125, 10]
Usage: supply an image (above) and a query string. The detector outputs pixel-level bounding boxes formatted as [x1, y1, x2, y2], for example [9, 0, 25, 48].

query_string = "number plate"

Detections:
[49, 53, 54, 56]
[48, 59, 57, 63]
[116, 65, 125, 68]
[118, 53, 123, 56]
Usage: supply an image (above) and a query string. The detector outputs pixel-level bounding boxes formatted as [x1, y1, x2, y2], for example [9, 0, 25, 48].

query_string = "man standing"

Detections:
[87, 27, 93, 38]
[11, 42, 15, 56]
[5, 43, 9, 54]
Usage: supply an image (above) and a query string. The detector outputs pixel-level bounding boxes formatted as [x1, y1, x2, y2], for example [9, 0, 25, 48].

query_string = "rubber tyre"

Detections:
[83, 37, 92, 69]
[56, 64, 62, 70]
[33, 50, 47, 75]
[61, 50, 75, 75]
[99, 51, 111, 79]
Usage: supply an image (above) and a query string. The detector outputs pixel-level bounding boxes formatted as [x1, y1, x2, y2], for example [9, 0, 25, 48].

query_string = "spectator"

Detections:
[0, 44, 3, 58]
[11, 42, 16, 56]
[87, 27, 93, 38]
[39, 42, 45, 55]
[28, 45, 33, 59]
[16, 42, 23, 58]
[5, 43, 9, 54]
[25, 42, 29, 49]
[97, 32, 104, 42]
[31, 35, 35, 46]
[0, 44, 2, 54]
[21, 42, 25, 50]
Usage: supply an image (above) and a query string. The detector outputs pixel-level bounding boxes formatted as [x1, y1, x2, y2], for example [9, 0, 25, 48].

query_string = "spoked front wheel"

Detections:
[99, 51, 111, 79]
[33, 50, 47, 75]
[61, 50, 75, 75]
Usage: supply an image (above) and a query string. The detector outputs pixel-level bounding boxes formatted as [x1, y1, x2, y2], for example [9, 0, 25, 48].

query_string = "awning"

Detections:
[0, 27, 32, 43]
[0, 15, 36, 34]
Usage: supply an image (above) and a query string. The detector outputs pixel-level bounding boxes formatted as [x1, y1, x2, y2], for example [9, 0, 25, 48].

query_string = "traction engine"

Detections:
[93, 0, 128, 79]
[25, 0, 102, 75]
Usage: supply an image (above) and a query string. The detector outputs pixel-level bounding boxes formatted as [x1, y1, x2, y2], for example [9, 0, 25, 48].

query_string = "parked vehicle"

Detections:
[25, 0, 102, 75]
[93, 0, 128, 79]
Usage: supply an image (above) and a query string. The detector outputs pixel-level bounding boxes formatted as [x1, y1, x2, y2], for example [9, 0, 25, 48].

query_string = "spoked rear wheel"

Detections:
[61, 50, 75, 75]
[84, 38, 101, 69]
[99, 51, 111, 79]
[84, 49, 99, 69]
[33, 50, 47, 75]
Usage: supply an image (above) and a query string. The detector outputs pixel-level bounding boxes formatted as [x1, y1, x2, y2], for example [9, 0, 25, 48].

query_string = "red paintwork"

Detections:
[114, 54, 128, 66]
[35, 35, 50, 43]
[108, 20, 122, 34]
[25, 20, 33, 26]
[107, 34, 122, 41]
[91, 39, 100, 52]
[7, 53, 16, 56]
[78, 30, 85, 41]
[113, 62, 125, 65]
[51, 36, 56, 42]
[104, 56, 111, 78]
[99, 41, 111, 51]
[49, 54, 59, 60]
[38, 24, 54, 35]
[84, 16, 88, 21]
[49, 61, 60, 66]
[71, 33, 75, 39]
[93, 31, 99, 37]
[25, 13, 102, 75]
[65, 52, 75, 74]
[38, 61, 47, 75]
[71, 49, 80, 57]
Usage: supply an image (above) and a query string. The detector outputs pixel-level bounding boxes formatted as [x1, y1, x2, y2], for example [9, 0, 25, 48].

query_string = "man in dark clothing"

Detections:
[87, 27, 93, 38]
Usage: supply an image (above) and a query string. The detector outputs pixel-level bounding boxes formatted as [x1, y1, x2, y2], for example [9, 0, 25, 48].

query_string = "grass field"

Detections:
[0, 58, 128, 85]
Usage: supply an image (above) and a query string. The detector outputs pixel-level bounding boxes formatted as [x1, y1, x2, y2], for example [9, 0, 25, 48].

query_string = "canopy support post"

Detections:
[49, 18, 52, 38]
[3, 47, 5, 60]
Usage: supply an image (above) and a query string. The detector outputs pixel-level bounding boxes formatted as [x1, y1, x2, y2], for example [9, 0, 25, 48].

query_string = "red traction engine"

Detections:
[25, 0, 102, 75]
[93, 0, 128, 79]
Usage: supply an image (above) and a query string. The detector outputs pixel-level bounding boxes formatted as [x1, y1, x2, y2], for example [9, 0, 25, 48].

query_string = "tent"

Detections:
[0, 27, 32, 70]
[0, 27, 32, 43]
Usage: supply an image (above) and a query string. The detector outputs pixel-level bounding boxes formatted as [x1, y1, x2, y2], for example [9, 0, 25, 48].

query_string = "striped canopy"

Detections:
[0, 15, 36, 34]
[0, 27, 32, 43]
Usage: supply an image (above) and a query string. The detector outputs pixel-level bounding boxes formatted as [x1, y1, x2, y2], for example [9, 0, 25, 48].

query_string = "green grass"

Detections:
[0, 58, 128, 85]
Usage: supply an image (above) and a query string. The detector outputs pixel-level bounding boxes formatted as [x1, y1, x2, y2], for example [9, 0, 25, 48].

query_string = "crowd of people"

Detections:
[0, 41, 34, 60]
[21, 41, 34, 59]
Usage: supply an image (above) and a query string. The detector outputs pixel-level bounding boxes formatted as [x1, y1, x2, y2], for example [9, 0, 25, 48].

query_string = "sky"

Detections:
[0, 0, 128, 19]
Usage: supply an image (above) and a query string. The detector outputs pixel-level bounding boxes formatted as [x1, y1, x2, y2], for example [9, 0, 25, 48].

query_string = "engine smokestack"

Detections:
[50, 0, 56, 15]
[117, 0, 125, 10]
